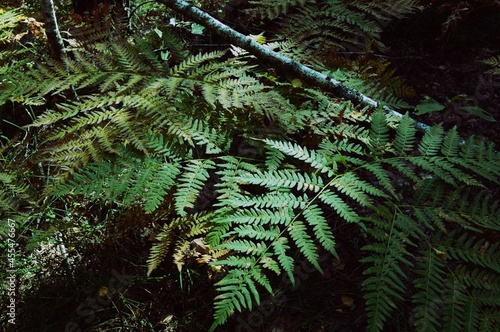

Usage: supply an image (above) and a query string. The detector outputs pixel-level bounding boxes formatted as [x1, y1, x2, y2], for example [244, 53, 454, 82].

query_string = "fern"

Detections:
[247, 0, 308, 20]
[53, 147, 181, 213]
[147, 212, 213, 275]
[174, 159, 215, 217]
[273, 0, 419, 54]
[3, 5, 500, 331]
[361, 208, 419, 331]
[412, 247, 446, 332]
[482, 55, 500, 75]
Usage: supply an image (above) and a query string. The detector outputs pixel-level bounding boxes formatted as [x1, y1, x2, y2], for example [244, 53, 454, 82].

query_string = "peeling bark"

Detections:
[157, 0, 431, 132]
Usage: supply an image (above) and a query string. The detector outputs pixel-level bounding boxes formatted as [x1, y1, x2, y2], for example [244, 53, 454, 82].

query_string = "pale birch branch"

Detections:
[158, 0, 431, 132]
[41, 0, 66, 61]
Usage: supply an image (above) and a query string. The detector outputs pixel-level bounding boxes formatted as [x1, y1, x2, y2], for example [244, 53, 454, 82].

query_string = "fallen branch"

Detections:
[158, 0, 431, 131]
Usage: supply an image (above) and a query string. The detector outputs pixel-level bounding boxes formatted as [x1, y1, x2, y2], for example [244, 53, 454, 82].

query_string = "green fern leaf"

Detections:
[442, 277, 467, 332]
[418, 124, 444, 156]
[209, 267, 272, 332]
[289, 220, 321, 272]
[369, 109, 390, 154]
[319, 190, 360, 223]
[272, 237, 295, 284]
[229, 208, 293, 226]
[143, 161, 181, 213]
[441, 126, 460, 157]
[175, 159, 215, 217]
[412, 247, 446, 332]
[236, 169, 324, 192]
[303, 204, 337, 256]
[394, 113, 416, 155]
[229, 224, 281, 241]
[263, 139, 337, 176]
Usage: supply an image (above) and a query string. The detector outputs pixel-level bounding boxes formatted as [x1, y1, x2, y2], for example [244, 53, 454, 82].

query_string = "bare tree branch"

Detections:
[41, 0, 66, 61]
[157, 0, 431, 131]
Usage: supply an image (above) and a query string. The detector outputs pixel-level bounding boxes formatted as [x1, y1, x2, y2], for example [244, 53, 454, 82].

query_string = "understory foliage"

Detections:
[1, 1, 499, 331]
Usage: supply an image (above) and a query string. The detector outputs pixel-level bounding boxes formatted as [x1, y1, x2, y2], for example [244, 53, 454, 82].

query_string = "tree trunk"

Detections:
[157, 0, 431, 132]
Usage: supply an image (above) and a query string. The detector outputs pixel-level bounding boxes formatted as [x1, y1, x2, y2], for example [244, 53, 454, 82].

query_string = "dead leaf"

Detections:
[98, 286, 108, 297]
[341, 295, 355, 310]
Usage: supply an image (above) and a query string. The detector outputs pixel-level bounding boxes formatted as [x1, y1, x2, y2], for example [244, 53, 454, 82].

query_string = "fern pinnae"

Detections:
[361, 209, 417, 332]
[318, 189, 360, 224]
[302, 204, 337, 256]
[272, 237, 295, 284]
[407, 157, 457, 185]
[229, 208, 293, 226]
[218, 240, 268, 256]
[143, 161, 181, 213]
[174, 159, 215, 217]
[442, 234, 500, 274]
[265, 146, 286, 172]
[236, 169, 324, 193]
[263, 139, 337, 176]
[169, 50, 226, 77]
[441, 126, 461, 158]
[110, 39, 147, 73]
[148, 212, 212, 275]
[393, 113, 416, 155]
[369, 109, 390, 154]
[463, 300, 481, 332]
[229, 224, 281, 241]
[288, 219, 322, 272]
[147, 222, 176, 276]
[226, 191, 309, 209]
[418, 124, 445, 156]
[412, 247, 446, 332]
[442, 276, 468, 332]
[362, 162, 398, 198]
[209, 268, 268, 332]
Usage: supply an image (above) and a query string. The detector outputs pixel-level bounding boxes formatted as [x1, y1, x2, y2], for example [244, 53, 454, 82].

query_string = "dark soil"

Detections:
[385, 2, 500, 144]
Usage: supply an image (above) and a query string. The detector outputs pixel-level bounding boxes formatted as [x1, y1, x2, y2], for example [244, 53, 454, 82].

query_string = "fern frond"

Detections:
[263, 139, 337, 176]
[148, 212, 212, 275]
[170, 50, 226, 76]
[246, 0, 308, 20]
[272, 237, 295, 284]
[289, 219, 321, 271]
[393, 113, 416, 155]
[209, 267, 271, 332]
[229, 224, 281, 241]
[225, 191, 308, 209]
[302, 204, 337, 256]
[482, 55, 500, 75]
[54, 151, 181, 213]
[319, 190, 360, 223]
[332, 171, 387, 205]
[361, 163, 398, 198]
[442, 276, 467, 332]
[229, 208, 293, 226]
[361, 209, 417, 332]
[440, 233, 500, 274]
[369, 109, 390, 154]
[236, 169, 324, 192]
[441, 126, 460, 157]
[412, 247, 446, 332]
[174, 159, 215, 217]
[418, 124, 445, 156]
